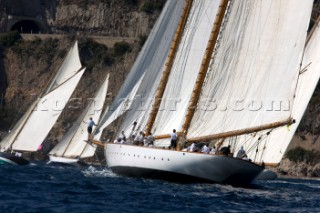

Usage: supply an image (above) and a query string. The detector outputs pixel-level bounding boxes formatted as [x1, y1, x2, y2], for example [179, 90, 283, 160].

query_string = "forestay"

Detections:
[49, 74, 109, 159]
[151, 0, 220, 136]
[187, 0, 313, 139]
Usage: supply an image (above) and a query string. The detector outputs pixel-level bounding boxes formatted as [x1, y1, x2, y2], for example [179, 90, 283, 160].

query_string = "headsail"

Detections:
[49, 74, 110, 158]
[98, 0, 185, 138]
[0, 41, 84, 152]
[93, 73, 144, 140]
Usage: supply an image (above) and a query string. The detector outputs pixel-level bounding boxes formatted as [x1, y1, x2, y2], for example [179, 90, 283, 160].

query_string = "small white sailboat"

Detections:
[93, 0, 315, 185]
[0, 41, 85, 165]
[48, 74, 110, 166]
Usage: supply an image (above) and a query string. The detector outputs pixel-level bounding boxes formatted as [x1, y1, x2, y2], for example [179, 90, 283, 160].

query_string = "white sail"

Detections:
[112, 0, 185, 137]
[49, 74, 109, 158]
[46, 41, 82, 93]
[12, 69, 85, 152]
[0, 101, 38, 151]
[187, 0, 313, 139]
[98, 0, 184, 137]
[0, 41, 84, 152]
[93, 73, 144, 140]
[151, 0, 220, 136]
[235, 19, 320, 164]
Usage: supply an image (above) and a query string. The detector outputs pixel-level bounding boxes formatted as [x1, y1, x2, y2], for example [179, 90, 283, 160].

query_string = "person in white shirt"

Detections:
[187, 143, 195, 152]
[147, 132, 154, 147]
[169, 129, 177, 150]
[84, 117, 97, 140]
[134, 131, 143, 145]
[210, 146, 217, 155]
[236, 146, 246, 158]
[201, 145, 210, 154]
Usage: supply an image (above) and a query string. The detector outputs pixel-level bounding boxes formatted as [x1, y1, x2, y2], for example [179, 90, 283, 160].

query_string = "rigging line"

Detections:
[259, 133, 270, 163]
[291, 13, 318, 119]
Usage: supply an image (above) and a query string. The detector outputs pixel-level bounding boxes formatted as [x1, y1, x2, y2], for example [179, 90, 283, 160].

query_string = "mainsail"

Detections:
[0, 41, 85, 152]
[183, 0, 314, 164]
[234, 16, 320, 164]
[107, 0, 185, 138]
[187, 0, 313, 138]
[151, 0, 220, 137]
[49, 74, 109, 159]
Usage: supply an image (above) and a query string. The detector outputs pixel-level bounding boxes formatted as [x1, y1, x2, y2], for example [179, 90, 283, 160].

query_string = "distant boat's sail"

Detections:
[0, 101, 38, 151]
[151, 0, 220, 137]
[49, 74, 110, 158]
[46, 41, 82, 93]
[187, 1, 313, 138]
[0, 41, 84, 152]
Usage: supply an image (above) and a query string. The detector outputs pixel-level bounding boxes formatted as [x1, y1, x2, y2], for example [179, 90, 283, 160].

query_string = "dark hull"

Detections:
[0, 152, 29, 165]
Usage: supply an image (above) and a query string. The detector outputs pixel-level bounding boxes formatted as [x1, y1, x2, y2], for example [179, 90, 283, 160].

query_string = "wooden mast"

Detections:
[181, 0, 229, 134]
[144, 0, 193, 135]
[188, 118, 294, 142]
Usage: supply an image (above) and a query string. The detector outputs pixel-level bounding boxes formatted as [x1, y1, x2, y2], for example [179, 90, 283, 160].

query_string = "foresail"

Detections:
[64, 74, 109, 158]
[151, 0, 220, 136]
[187, 0, 313, 139]
[0, 100, 38, 151]
[93, 73, 144, 140]
[109, 0, 185, 137]
[12, 69, 85, 152]
[46, 41, 82, 93]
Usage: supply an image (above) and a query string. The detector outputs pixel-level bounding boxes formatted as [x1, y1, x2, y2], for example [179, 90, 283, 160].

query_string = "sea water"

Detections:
[0, 163, 319, 213]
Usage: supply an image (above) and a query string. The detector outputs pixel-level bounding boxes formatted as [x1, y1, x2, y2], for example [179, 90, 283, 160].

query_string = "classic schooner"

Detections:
[0, 41, 85, 165]
[93, 0, 315, 185]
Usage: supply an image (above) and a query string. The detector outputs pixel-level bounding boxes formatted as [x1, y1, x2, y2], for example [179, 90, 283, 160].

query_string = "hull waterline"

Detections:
[105, 144, 263, 185]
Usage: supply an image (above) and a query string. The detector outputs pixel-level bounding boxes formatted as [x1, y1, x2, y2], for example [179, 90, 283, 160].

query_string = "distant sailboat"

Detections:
[48, 74, 110, 166]
[0, 41, 85, 165]
[92, 0, 314, 186]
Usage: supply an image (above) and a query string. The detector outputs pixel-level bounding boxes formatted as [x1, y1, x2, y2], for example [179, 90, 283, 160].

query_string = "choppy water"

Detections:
[0, 162, 319, 213]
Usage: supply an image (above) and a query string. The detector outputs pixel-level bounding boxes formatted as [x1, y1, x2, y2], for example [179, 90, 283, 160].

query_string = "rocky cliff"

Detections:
[0, 0, 320, 174]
